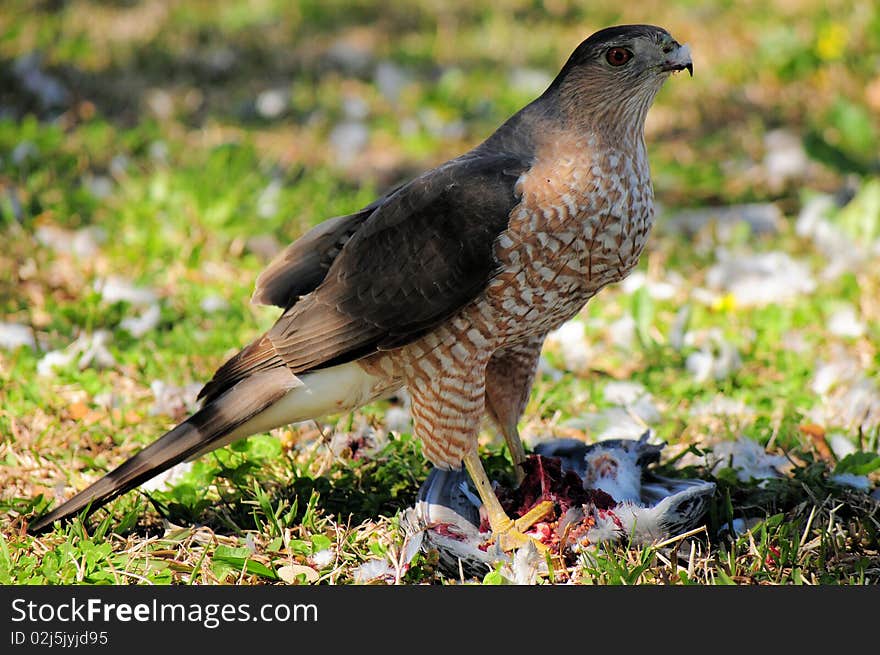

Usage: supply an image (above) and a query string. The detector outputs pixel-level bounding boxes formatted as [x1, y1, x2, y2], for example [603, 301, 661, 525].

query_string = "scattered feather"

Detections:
[375, 61, 411, 103]
[149, 380, 202, 418]
[665, 203, 782, 238]
[12, 141, 39, 164]
[310, 549, 336, 569]
[12, 52, 69, 109]
[255, 88, 288, 119]
[35, 225, 106, 258]
[37, 330, 116, 376]
[37, 350, 75, 377]
[684, 329, 741, 382]
[707, 437, 790, 481]
[95, 276, 157, 306]
[402, 531, 423, 567]
[326, 37, 373, 75]
[256, 179, 282, 219]
[796, 193, 847, 256]
[603, 381, 661, 424]
[200, 294, 229, 313]
[603, 380, 646, 405]
[84, 174, 113, 199]
[536, 355, 564, 382]
[352, 558, 395, 584]
[826, 305, 865, 338]
[668, 305, 692, 351]
[704, 250, 815, 307]
[507, 541, 545, 585]
[828, 432, 857, 460]
[620, 270, 681, 299]
[762, 129, 809, 191]
[245, 234, 282, 261]
[810, 357, 859, 395]
[545, 320, 590, 371]
[508, 67, 553, 97]
[808, 353, 880, 434]
[330, 121, 369, 163]
[795, 188, 880, 279]
[119, 303, 161, 337]
[829, 473, 871, 492]
[148, 140, 169, 163]
[567, 407, 651, 441]
[607, 314, 635, 349]
[0, 322, 35, 350]
[689, 396, 756, 420]
[384, 406, 411, 433]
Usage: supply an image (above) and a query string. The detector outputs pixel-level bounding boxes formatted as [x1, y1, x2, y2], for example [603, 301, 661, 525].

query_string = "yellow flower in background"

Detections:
[816, 23, 848, 61]
[711, 292, 737, 313]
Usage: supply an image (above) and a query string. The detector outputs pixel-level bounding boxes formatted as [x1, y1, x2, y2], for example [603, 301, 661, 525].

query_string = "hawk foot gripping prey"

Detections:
[409, 436, 716, 579]
[463, 450, 554, 551]
[29, 25, 692, 537]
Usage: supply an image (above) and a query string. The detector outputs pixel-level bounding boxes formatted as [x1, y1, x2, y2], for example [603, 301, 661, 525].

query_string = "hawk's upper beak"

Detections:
[661, 43, 693, 76]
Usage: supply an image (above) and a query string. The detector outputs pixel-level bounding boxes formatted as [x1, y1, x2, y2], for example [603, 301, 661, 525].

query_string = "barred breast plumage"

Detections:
[361, 130, 655, 468]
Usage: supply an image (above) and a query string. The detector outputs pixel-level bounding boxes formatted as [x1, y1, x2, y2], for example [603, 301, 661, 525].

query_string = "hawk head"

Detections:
[550, 24, 692, 135]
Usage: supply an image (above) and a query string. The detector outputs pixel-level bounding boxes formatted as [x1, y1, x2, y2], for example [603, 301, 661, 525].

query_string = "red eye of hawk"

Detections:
[605, 47, 633, 66]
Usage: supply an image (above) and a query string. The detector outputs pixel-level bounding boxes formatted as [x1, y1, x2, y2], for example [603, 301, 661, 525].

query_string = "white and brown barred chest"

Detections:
[358, 137, 654, 467]
[483, 134, 654, 341]
[361, 136, 654, 384]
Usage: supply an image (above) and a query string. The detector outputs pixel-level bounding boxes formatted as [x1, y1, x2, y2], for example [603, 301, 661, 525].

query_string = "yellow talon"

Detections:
[464, 450, 554, 552]
[515, 500, 554, 531]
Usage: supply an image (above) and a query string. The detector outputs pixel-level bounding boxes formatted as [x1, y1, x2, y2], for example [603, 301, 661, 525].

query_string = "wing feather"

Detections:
[268, 150, 530, 370]
[201, 148, 532, 401]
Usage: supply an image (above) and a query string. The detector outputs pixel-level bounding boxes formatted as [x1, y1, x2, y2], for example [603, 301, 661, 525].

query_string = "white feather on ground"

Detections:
[94, 276, 157, 306]
[545, 319, 591, 371]
[702, 250, 815, 307]
[120, 303, 161, 337]
[0, 322, 36, 350]
[706, 436, 790, 482]
[808, 352, 880, 437]
[685, 334, 742, 383]
[37, 330, 116, 376]
[149, 380, 203, 418]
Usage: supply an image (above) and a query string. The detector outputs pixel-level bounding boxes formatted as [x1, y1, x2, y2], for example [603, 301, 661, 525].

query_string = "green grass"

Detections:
[1, 0, 879, 585]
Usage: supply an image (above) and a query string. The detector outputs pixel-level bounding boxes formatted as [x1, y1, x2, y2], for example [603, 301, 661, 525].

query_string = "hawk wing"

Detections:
[269, 150, 530, 369]
[199, 150, 530, 402]
[251, 188, 402, 310]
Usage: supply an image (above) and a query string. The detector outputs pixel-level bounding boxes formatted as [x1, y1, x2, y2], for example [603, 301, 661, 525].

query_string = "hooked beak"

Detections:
[661, 42, 693, 76]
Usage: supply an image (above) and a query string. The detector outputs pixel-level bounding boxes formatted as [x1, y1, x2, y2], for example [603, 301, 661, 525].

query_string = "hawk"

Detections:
[30, 24, 693, 548]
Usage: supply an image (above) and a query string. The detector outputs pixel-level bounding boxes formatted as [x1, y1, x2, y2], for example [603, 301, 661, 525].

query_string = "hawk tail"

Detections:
[28, 362, 391, 534]
[28, 368, 295, 534]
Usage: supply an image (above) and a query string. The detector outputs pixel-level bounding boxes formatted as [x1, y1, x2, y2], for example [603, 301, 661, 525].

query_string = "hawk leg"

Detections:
[485, 334, 545, 484]
[463, 449, 553, 551]
[406, 335, 551, 551]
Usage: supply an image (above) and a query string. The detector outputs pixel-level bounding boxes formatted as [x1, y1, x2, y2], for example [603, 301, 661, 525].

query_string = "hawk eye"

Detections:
[605, 47, 633, 66]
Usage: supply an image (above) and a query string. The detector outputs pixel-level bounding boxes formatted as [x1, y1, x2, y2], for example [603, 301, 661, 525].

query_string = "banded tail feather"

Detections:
[29, 363, 393, 533]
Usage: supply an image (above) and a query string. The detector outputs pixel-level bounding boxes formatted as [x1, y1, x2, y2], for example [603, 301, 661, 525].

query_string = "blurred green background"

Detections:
[2, 0, 878, 214]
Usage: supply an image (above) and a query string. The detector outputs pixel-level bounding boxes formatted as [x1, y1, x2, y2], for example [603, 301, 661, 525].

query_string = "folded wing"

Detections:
[200, 150, 530, 403]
